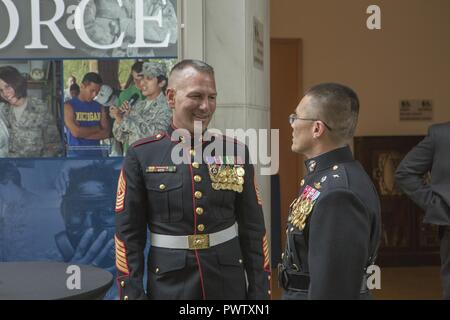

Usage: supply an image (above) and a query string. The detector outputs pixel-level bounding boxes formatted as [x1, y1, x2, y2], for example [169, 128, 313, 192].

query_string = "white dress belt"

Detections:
[151, 223, 238, 250]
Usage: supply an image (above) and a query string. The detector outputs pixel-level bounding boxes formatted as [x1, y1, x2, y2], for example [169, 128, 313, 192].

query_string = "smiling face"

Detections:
[0, 79, 22, 106]
[141, 75, 163, 101]
[167, 67, 217, 134]
[0, 66, 27, 107]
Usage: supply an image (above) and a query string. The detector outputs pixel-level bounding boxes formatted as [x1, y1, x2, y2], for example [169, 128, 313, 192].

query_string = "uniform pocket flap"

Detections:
[149, 248, 187, 274]
[145, 174, 182, 192]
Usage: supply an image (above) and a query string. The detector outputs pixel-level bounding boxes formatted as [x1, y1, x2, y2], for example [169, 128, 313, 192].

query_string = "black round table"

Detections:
[0, 262, 113, 300]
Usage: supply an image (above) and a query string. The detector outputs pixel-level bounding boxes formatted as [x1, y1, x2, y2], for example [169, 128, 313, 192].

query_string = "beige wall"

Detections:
[271, 0, 450, 136]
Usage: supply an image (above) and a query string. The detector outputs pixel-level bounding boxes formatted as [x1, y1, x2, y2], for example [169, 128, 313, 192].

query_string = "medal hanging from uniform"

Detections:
[207, 156, 245, 193]
[288, 185, 321, 230]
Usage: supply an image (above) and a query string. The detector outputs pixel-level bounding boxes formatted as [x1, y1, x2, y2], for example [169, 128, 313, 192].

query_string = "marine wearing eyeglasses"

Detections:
[288, 114, 333, 132]
[279, 83, 381, 300]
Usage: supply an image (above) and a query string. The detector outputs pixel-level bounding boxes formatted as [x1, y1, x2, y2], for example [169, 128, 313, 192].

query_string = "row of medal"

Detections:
[288, 185, 321, 230]
[208, 164, 245, 193]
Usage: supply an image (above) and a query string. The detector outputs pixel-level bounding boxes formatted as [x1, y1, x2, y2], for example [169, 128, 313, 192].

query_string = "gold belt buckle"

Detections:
[188, 234, 210, 250]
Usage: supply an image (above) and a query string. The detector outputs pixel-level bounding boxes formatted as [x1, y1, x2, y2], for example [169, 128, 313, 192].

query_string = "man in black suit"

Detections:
[395, 122, 450, 300]
[279, 83, 381, 299]
[114, 60, 270, 300]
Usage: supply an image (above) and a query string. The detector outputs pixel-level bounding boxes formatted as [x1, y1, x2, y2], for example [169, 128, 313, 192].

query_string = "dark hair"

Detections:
[169, 59, 214, 77]
[81, 72, 103, 85]
[131, 61, 143, 73]
[125, 61, 144, 89]
[305, 83, 360, 142]
[62, 164, 116, 200]
[0, 66, 27, 101]
[157, 75, 168, 95]
[69, 83, 80, 94]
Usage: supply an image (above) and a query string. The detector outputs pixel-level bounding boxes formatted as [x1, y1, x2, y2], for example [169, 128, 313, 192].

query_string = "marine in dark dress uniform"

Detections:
[279, 83, 381, 300]
[114, 60, 271, 300]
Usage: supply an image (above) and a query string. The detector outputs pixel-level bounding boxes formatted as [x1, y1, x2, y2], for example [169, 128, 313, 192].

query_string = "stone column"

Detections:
[202, 0, 272, 245]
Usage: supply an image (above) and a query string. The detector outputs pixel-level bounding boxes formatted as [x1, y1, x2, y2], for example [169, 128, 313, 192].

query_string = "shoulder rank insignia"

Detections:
[288, 185, 321, 230]
[115, 169, 126, 213]
[146, 166, 177, 173]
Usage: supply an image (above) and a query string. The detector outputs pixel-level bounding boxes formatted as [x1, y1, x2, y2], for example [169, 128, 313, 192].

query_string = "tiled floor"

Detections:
[271, 266, 443, 300]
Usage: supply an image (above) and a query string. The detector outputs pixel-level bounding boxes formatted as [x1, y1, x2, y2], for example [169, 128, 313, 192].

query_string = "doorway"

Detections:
[270, 38, 303, 273]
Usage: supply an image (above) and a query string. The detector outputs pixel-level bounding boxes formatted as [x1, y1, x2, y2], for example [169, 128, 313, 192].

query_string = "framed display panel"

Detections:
[354, 136, 440, 267]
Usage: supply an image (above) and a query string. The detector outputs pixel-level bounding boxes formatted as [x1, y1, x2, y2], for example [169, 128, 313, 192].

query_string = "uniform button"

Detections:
[197, 224, 205, 232]
[268, 290, 271, 295]
[196, 207, 204, 215]
[268, 275, 271, 281]
[238, 259, 243, 264]
[156, 134, 162, 139]
[333, 165, 339, 170]
[300, 179, 305, 186]
[159, 184, 166, 190]
[155, 268, 160, 274]
[120, 281, 125, 288]
[290, 227, 294, 232]
[190, 149, 196, 156]
[194, 191, 203, 199]
[194, 175, 202, 183]
[192, 162, 200, 169]
[123, 296, 129, 300]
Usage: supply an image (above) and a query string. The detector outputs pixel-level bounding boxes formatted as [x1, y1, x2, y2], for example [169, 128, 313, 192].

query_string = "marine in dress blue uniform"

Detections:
[114, 60, 271, 300]
[279, 83, 381, 300]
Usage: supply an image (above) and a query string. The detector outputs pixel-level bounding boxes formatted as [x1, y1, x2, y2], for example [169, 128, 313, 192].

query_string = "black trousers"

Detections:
[439, 226, 450, 300]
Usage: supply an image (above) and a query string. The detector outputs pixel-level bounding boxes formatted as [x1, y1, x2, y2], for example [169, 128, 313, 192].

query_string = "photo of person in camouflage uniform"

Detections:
[0, 66, 62, 158]
[111, 61, 172, 154]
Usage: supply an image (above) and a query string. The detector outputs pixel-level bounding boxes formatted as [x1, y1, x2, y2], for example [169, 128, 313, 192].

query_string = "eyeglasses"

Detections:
[288, 114, 333, 131]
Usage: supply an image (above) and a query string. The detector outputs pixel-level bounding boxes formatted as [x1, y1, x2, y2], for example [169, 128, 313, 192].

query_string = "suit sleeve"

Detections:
[395, 128, 434, 210]
[308, 190, 370, 300]
[235, 159, 271, 300]
[115, 147, 148, 300]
